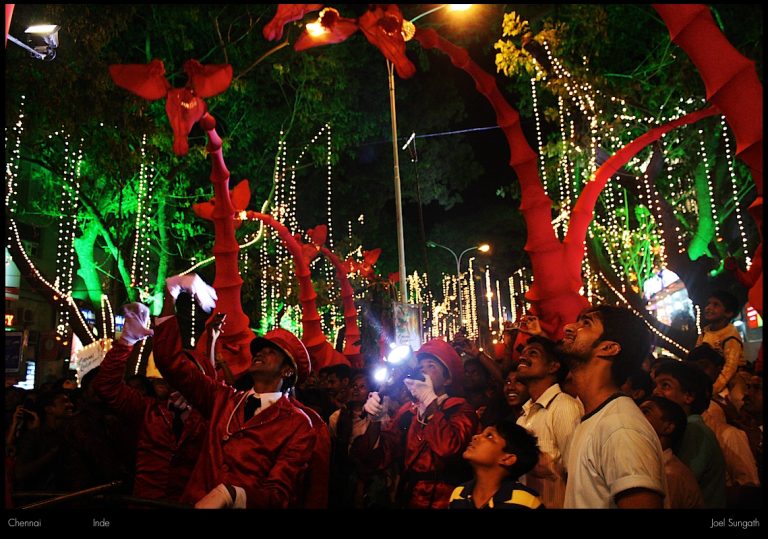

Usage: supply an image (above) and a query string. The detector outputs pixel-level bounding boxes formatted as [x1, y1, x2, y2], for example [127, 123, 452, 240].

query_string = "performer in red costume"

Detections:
[93, 303, 208, 502]
[151, 273, 317, 509]
[353, 339, 479, 508]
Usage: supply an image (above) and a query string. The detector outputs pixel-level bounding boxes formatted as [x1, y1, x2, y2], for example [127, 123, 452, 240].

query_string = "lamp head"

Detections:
[477, 243, 490, 253]
[26, 24, 60, 46]
[11, 24, 61, 61]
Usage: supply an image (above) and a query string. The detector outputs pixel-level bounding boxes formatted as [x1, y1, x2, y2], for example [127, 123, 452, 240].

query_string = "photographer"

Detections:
[352, 339, 478, 508]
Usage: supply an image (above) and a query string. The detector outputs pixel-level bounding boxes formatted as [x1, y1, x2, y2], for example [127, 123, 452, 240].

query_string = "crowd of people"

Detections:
[5, 276, 762, 510]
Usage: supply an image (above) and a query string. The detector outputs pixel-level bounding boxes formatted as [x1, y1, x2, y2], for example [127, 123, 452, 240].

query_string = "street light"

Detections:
[389, 4, 473, 303]
[6, 24, 60, 61]
[427, 241, 490, 326]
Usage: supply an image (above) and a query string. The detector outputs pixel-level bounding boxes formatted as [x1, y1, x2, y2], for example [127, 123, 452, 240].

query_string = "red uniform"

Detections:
[352, 397, 478, 509]
[152, 318, 317, 508]
[93, 340, 207, 502]
[291, 398, 331, 508]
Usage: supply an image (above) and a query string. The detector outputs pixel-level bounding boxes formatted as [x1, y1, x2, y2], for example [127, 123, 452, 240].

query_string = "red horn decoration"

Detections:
[242, 212, 350, 370]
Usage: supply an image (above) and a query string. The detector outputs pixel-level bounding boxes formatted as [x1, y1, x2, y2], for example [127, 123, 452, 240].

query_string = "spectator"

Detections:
[449, 419, 543, 509]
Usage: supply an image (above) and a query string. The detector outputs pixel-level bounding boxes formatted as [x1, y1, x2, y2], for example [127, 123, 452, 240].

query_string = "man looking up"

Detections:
[151, 274, 317, 509]
[559, 305, 666, 509]
[515, 336, 582, 508]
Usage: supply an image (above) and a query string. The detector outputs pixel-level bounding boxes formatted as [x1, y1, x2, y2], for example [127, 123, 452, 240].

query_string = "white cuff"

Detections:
[232, 485, 246, 509]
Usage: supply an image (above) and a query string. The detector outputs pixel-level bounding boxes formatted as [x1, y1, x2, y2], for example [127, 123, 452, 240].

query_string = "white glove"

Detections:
[119, 303, 154, 345]
[194, 483, 246, 509]
[403, 374, 438, 416]
[166, 273, 218, 313]
[363, 391, 386, 422]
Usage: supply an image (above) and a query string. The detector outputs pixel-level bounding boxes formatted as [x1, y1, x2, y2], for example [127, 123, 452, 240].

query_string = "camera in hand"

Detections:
[404, 368, 425, 382]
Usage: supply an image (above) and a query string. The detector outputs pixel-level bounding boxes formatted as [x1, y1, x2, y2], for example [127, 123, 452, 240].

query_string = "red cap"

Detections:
[251, 328, 311, 385]
[416, 338, 464, 391]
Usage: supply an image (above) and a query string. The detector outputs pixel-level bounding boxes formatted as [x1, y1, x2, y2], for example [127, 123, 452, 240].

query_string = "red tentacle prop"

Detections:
[294, 7, 359, 51]
[242, 212, 350, 369]
[263, 4, 324, 41]
[415, 28, 580, 338]
[653, 4, 762, 195]
[272, 4, 416, 80]
[320, 246, 363, 367]
[415, 27, 720, 339]
[566, 106, 720, 268]
[191, 113, 253, 378]
[654, 4, 763, 315]
[109, 59, 232, 156]
[5, 5, 14, 49]
[357, 4, 415, 79]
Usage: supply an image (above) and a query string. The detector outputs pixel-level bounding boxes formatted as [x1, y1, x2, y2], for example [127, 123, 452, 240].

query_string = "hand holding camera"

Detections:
[363, 391, 387, 421]
[403, 374, 438, 415]
[516, 314, 545, 337]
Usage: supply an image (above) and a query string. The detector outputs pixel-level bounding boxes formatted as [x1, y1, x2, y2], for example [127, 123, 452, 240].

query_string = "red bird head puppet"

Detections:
[346, 248, 381, 280]
[266, 4, 416, 79]
[192, 179, 252, 229]
[301, 225, 328, 262]
[109, 59, 233, 156]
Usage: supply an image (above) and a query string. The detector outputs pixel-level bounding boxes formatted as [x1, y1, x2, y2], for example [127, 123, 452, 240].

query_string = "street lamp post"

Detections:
[389, 4, 473, 304]
[427, 241, 490, 326]
[388, 59, 408, 303]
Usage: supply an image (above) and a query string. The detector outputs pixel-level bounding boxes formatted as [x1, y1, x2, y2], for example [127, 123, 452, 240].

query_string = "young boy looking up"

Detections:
[697, 290, 744, 395]
[449, 418, 543, 509]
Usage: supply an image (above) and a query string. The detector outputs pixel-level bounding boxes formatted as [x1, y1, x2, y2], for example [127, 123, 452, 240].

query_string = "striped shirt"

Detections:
[449, 480, 544, 509]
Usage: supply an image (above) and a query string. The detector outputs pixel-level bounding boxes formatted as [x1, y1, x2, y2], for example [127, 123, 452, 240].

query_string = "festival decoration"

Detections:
[109, 59, 233, 156]
[269, 4, 755, 340]
[266, 4, 416, 79]
[239, 212, 350, 369]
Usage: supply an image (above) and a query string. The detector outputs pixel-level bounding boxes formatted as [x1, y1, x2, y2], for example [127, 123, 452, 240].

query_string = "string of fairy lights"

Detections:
[599, 271, 689, 355]
[130, 133, 154, 303]
[535, 40, 755, 305]
[720, 115, 751, 268]
[5, 101, 95, 344]
[53, 130, 84, 341]
[5, 34, 758, 365]
[254, 124, 344, 336]
[324, 124, 338, 335]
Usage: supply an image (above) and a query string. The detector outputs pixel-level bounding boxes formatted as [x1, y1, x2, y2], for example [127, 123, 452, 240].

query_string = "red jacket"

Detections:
[351, 397, 478, 509]
[152, 318, 317, 508]
[92, 340, 208, 502]
[291, 398, 331, 508]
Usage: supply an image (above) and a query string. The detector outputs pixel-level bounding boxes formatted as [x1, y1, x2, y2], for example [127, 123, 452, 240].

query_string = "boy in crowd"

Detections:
[697, 290, 744, 395]
[449, 418, 543, 509]
[639, 396, 704, 508]
[653, 360, 727, 507]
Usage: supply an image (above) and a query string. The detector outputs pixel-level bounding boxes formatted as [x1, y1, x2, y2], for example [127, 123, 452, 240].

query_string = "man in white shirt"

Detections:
[515, 336, 583, 508]
[560, 305, 666, 509]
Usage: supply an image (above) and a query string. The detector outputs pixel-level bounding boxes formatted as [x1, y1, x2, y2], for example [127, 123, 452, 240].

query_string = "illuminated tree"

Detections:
[493, 5, 760, 351]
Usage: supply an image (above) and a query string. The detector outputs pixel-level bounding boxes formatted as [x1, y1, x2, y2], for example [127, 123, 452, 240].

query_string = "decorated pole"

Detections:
[188, 114, 255, 377]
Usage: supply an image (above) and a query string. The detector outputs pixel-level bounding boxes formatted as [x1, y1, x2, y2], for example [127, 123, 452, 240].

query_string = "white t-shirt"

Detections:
[564, 395, 666, 508]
